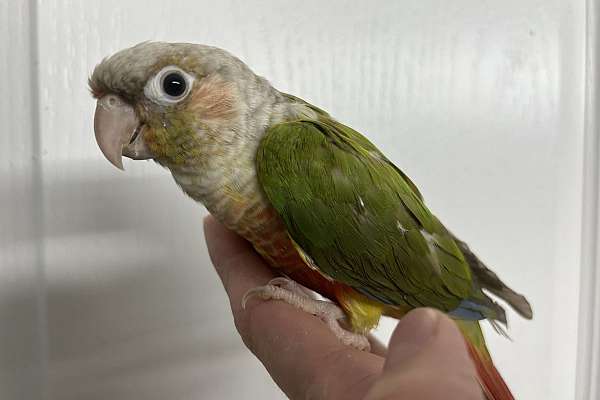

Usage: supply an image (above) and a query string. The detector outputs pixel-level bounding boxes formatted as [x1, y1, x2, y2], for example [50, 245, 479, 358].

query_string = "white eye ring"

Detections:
[144, 66, 194, 105]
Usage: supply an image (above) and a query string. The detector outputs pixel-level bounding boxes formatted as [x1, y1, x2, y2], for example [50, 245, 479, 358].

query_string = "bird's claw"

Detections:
[241, 278, 370, 351]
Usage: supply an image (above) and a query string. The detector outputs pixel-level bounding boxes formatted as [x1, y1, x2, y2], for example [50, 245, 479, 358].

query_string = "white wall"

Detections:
[0, 1, 587, 399]
[0, 1, 46, 399]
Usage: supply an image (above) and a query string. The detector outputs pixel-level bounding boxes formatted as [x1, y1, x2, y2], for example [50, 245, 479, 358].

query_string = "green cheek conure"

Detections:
[90, 42, 532, 400]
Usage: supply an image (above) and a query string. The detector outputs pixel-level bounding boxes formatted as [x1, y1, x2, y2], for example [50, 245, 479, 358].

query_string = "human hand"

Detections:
[204, 215, 483, 400]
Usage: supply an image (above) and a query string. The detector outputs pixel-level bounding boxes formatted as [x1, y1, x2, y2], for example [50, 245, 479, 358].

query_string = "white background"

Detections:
[0, 1, 589, 399]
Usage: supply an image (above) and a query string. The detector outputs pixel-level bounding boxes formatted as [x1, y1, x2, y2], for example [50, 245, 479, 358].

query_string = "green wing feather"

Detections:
[257, 117, 476, 313]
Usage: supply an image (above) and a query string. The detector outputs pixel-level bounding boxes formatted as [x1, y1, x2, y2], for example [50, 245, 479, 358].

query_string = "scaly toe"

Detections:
[241, 285, 274, 309]
[241, 284, 306, 310]
[339, 330, 371, 351]
[267, 277, 314, 298]
[240, 281, 370, 351]
[320, 306, 370, 351]
[242, 286, 267, 310]
[267, 277, 294, 287]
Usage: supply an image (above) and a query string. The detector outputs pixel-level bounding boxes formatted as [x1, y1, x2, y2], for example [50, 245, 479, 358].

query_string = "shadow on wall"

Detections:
[1, 167, 284, 400]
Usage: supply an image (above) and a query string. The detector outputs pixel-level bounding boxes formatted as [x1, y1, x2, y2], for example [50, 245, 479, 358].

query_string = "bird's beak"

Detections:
[94, 94, 153, 170]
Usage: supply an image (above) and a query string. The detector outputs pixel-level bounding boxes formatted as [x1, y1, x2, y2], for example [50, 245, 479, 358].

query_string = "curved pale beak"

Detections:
[94, 94, 153, 170]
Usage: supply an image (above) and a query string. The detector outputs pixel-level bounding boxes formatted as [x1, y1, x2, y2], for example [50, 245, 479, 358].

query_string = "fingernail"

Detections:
[386, 308, 439, 365]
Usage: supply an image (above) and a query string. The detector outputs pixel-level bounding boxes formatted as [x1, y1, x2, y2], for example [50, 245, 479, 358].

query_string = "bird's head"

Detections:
[90, 41, 265, 171]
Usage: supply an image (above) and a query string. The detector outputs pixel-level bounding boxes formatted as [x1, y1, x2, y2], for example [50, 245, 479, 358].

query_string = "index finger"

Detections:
[204, 215, 384, 400]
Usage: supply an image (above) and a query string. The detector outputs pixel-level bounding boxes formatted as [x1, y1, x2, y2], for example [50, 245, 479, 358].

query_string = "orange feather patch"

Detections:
[188, 74, 239, 121]
[465, 339, 515, 400]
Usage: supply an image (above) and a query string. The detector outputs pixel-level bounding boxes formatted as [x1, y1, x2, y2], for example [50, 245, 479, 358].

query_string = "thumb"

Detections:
[365, 308, 484, 400]
[385, 308, 474, 371]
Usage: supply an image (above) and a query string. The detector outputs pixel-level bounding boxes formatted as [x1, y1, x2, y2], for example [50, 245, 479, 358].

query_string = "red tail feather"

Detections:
[465, 340, 514, 400]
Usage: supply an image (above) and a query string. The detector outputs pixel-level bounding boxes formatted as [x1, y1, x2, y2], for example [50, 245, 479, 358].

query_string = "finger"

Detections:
[384, 308, 443, 370]
[203, 214, 275, 302]
[204, 215, 384, 400]
[365, 308, 483, 400]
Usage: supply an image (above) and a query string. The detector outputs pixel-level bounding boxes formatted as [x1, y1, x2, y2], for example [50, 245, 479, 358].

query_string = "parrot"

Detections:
[90, 42, 532, 399]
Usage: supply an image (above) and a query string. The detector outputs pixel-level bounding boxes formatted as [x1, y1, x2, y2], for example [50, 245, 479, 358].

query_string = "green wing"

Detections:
[256, 117, 474, 312]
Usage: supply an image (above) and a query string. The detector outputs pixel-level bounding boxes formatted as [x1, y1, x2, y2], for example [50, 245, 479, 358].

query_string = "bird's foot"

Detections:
[263, 277, 316, 299]
[242, 277, 370, 351]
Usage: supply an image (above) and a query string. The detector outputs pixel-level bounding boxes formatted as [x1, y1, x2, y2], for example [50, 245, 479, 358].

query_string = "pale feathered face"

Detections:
[90, 42, 256, 170]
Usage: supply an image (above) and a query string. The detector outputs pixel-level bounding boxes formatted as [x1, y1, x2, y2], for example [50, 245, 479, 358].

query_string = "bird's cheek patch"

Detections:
[188, 75, 240, 121]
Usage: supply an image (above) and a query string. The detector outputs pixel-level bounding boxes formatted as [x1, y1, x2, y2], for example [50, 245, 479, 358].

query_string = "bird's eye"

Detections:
[162, 72, 186, 98]
[144, 66, 194, 105]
